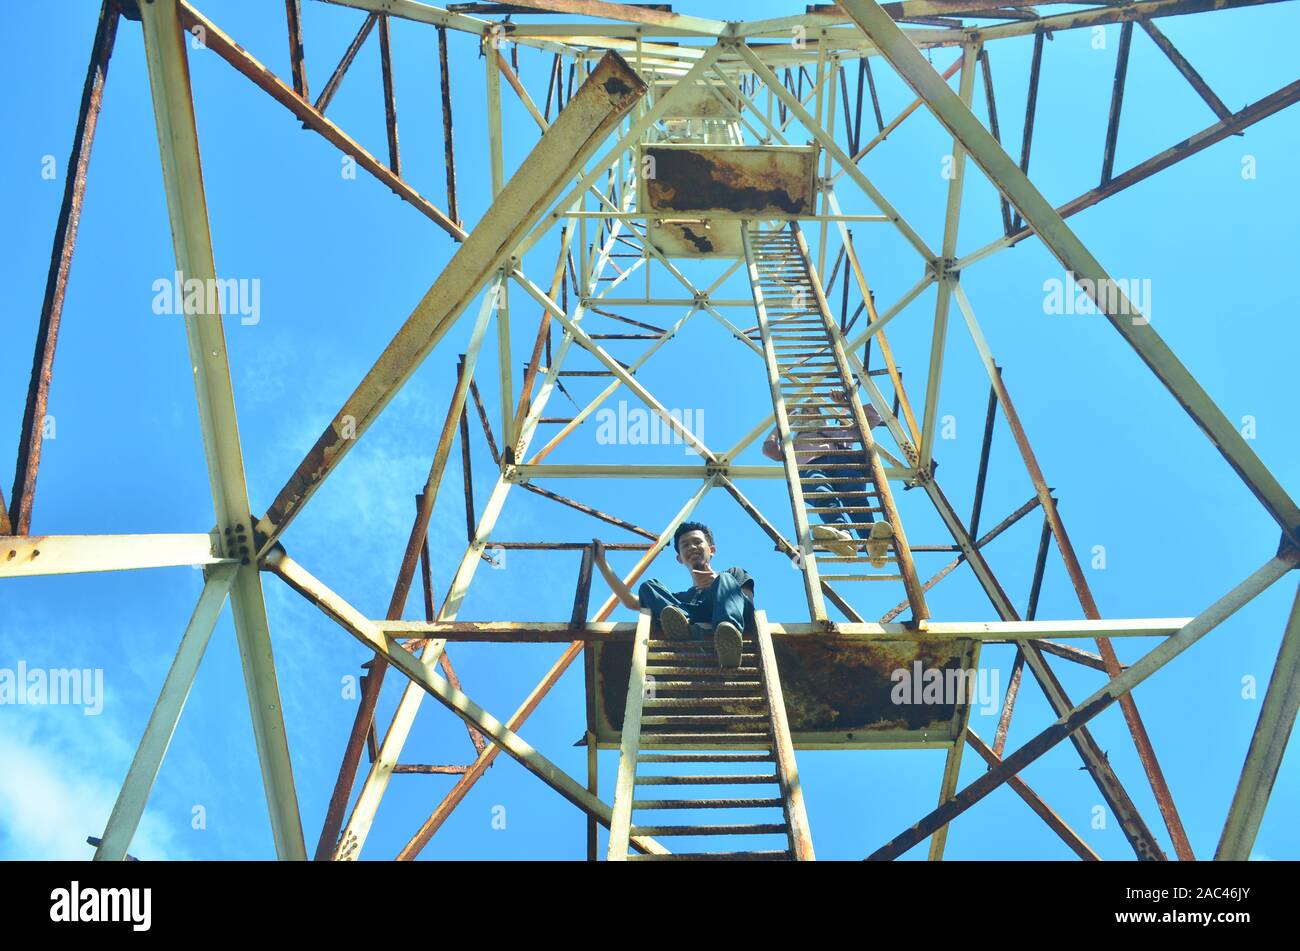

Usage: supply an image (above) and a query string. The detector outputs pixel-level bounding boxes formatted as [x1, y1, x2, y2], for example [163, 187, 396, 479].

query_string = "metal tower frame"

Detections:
[4, 0, 1299, 861]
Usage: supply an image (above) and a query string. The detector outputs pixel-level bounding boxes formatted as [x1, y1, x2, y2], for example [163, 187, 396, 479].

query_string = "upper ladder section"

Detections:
[745, 222, 929, 626]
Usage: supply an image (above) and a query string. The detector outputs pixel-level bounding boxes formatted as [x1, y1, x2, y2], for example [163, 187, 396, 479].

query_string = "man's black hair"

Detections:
[673, 521, 714, 552]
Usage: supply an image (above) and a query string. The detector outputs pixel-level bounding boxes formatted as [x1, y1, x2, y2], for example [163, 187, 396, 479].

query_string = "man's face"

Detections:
[675, 530, 715, 571]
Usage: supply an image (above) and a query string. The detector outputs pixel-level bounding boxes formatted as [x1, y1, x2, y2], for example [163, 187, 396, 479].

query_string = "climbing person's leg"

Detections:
[805, 453, 858, 558]
[838, 463, 894, 568]
[637, 579, 691, 640]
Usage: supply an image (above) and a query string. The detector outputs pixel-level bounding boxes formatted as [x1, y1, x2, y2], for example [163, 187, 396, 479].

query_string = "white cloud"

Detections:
[0, 715, 187, 860]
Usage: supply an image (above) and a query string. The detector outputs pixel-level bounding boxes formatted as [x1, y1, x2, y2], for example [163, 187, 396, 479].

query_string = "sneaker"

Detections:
[659, 605, 691, 641]
[714, 621, 744, 669]
[867, 521, 894, 568]
[811, 523, 857, 558]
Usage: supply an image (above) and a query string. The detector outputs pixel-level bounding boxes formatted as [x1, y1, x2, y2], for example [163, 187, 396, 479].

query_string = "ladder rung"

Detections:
[628, 850, 791, 861]
[643, 697, 765, 707]
[644, 682, 763, 693]
[635, 774, 779, 785]
[637, 752, 773, 763]
[639, 733, 772, 744]
[629, 824, 788, 837]
[817, 553, 899, 562]
[646, 666, 760, 676]
[803, 490, 879, 497]
[796, 466, 873, 472]
[805, 506, 881, 513]
[641, 714, 769, 726]
[633, 798, 785, 810]
[648, 639, 755, 651]
[821, 573, 906, 581]
[793, 448, 869, 455]
[648, 650, 756, 660]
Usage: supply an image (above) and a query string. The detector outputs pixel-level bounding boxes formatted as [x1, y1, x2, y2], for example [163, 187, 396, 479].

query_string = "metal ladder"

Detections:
[607, 610, 813, 861]
[744, 221, 929, 625]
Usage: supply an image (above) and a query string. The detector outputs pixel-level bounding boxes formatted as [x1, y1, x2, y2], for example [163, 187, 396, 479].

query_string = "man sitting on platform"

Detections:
[592, 521, 753, 669]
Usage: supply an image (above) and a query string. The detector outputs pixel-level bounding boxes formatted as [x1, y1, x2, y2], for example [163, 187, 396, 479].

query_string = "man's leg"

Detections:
[805, 454, 858, 557]
[705, 573, 746, 668]
[706, 572, 747, 631]
[637, 579, 691, 639]
[841, 465, 874, 541]
[636, 579, 677, 621]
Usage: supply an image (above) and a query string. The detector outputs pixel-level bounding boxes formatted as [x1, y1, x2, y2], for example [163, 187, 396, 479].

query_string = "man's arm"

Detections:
[592, 539, 641, 611]
[762, 427, 783, 461]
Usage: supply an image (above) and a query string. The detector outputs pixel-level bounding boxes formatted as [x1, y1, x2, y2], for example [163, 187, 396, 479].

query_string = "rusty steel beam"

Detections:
[571, 544, 595, 630]
[468, 377, 501, 465]
[519, 482, 658, 540]
[176, 2, 461, 239]
[513, 244, 570, 452]
[965, 730, 1100, 861]
[543, 52, 561, 121]
[991, 648, 1024, 759]
[478, 540, 651, 551]
[390, 764, 470, 774]
[1010, 27, 1042, 234]
[378, 13, 401, 175]
[436, 25, 460, 225]
[839, 64, 857, 155]
[1100, 20, 1134, 185]
[11, 0, 119, 536]
[579, 545, 599, 861]
[1139, 17, 1231, 121]
[314, 11, 376, 114]
[968, 376, 998, 538]
[1026, 512, 1051, 621]
[458, 369, 477, 543]
[978, 47, 1013, 237]
[1036, 639, 1114, 673]
[284, 0, 308, 99]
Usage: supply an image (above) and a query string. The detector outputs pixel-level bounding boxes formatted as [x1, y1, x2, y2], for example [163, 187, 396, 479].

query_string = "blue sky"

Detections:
[1, 0, 1298, 861]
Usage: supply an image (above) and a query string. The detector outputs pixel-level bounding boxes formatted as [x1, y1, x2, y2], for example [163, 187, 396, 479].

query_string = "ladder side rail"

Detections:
[744, 224, 829, 623]
[754, 610, 815, 860]
[607, 609, 654, 860]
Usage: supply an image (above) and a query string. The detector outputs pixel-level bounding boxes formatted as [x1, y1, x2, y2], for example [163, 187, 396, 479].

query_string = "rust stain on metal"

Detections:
[643, 146, 816, 216]
[602, 75, 632, 98]
[678, 225, 714, 254]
